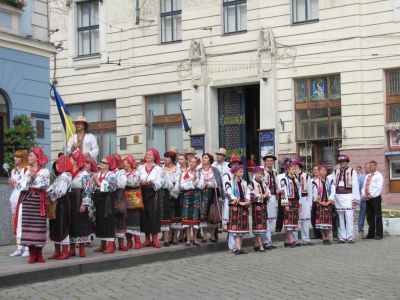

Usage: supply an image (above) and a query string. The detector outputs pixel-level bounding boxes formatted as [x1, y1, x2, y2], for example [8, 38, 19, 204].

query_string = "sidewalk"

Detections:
[0, 230, 287, 289]
[1, 202, 397, 290]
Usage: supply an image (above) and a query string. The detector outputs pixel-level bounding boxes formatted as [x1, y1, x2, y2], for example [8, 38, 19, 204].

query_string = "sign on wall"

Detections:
[390, 131, 400, 150]
[259, 130, 274, 164]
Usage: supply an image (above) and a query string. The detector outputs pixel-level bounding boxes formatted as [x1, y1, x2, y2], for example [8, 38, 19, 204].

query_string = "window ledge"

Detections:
[160, 40, 182, 45]
[291, 19, 319, 26]
[223, 30, 247, 36]
[0, 2, 23, 15]
[73, 53, 101, 69]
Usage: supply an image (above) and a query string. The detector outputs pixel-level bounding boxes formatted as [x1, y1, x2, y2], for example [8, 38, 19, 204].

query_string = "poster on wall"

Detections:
[390, 131, 400, 151]
[259, 130, 274, 164]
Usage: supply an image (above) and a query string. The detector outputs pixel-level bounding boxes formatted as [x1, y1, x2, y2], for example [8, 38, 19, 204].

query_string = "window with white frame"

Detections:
[77, 0, 100, 56]
[146, 93, 183, 154]
[160, 0, 182, 43]
[223, 0, 247, 34]
[292, 0, 319, 23]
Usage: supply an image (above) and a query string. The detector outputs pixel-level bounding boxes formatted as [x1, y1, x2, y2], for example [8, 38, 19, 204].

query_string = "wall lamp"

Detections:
[262, 77, 268, 82]
[193, 85, 198, 89]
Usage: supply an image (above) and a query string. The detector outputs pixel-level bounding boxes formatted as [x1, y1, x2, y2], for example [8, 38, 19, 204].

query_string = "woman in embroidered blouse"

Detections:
[180, 156, 201, 247]
[8, 150, 29, 258]
[247, 166, 270, 252]
[83, 158, 98, 248]
[312, 164, 335, 245]
[174, 153, 188, 243]
[123, 155, 141, 250]
[160, 151, 181, 247]
[93, 155, 118, 254]
[112, 153, 129, 251]
[67, 151, 92, 258]
[138, 148, 163, 248]
[279, 162, 302, 248]
[226, 165, 251, 255]
[14, 147, 50, 264]
[47, 155, 73, 260]
[198, 153, 223, 243]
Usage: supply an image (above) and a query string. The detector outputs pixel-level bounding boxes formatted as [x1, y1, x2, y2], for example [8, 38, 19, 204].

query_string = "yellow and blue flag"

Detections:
[52, 83, 76, 142]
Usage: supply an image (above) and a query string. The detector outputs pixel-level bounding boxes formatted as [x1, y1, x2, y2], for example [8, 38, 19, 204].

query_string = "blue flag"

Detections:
[52, 83, 76, 142]
[179, 105, 190, 132]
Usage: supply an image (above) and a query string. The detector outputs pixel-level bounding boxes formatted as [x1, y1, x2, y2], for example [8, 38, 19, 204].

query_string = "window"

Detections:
[146, 93, 183, 154]
[295, 75, 341, 140]
[386, 69, 400, 123]
[160, 0, 182, 43]
[292, 0, 319, 23]
[77, 0, 99, 56]
[223, 0, 247, 34]
[68, 100, 116, 161]
[295, 75, 341, 170]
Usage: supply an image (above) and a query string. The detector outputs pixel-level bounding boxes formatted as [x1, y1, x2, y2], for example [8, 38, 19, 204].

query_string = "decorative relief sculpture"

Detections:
[189, 39, 206, 64]
[257, 27, 276, 57]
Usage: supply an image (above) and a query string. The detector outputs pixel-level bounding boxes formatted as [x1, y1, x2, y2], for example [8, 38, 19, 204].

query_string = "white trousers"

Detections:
[228, 235, 237, 251]
[292, 220, 311, 243]
[338, 210, 354, 240]
[261, 219, 274, 245]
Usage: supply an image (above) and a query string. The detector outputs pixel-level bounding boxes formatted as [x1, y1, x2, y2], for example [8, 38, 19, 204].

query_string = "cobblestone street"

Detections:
[0, 235, 399, 300]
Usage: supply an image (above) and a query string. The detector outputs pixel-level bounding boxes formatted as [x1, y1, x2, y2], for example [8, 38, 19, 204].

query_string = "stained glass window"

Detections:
[330, 75, 341, 99]
[296, 79, 307, 102]
[311, 78, 326, 101]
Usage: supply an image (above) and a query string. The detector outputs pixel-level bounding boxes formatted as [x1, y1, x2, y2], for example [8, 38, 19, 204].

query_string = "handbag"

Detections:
[125, 188, 144, 210]
[208, 199, 222, 224]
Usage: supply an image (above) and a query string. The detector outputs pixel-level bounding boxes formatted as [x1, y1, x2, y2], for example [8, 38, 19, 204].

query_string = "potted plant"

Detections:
[0, 0, 28, 9]
[383, 211, 400, 236]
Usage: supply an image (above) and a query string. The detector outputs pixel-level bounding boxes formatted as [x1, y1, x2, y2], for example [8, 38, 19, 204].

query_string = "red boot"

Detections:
[94, 240, 107, 252]
[48, 243, 61, 259]
[126, 233, 133, 249]
[79, 243, 86, 257]
[68, 243, 76, 257]
[57, 245, 70, 260]
[36, 247, 45, 263]
[28, 246, 37, 264]
[85, 242, 92, 248]
[141, 233, 151, 247]
[134, 235, 141, 249]
[76, 244, 80, 248]
[152, 234, 161, 248]
[118, 238, 129, 251]
[103, 241, 115, 254]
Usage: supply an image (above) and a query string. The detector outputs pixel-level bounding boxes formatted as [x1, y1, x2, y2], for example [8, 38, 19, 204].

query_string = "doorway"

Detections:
[217, 84, 260, 178]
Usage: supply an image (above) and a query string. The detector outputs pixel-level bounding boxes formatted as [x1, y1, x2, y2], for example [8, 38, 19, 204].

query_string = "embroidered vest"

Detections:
[334, 167, 353, 190]
[251, 179, 266, 196]
[283, 176, 300, 201]
[264, 169, 278, 195]
[298, 172, 309, 196]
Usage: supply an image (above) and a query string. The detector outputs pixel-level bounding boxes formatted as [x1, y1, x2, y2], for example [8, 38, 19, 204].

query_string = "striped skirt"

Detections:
[283, 200, 299, 232]
[180, 189, 200, 228]
[19, 189, 47, 246]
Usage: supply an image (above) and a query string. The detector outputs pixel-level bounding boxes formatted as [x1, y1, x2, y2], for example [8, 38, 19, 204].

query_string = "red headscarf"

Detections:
[32, 147, 48, 167]
[56, 155, 73, 174]
[113, 153, 123, 169]
[142, 148, 161, 165]
[123, 155, 137, 169]
[105, 155, 117, 171]
[71, 151, 85, 170]
[85, 157, 99, 172]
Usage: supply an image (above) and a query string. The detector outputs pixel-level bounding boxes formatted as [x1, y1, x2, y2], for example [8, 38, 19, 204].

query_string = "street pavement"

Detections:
[0, 234, 399, 299]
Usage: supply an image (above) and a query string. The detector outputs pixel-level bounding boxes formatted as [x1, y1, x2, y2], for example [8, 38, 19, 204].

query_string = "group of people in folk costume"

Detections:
[6, 121, 365, 263]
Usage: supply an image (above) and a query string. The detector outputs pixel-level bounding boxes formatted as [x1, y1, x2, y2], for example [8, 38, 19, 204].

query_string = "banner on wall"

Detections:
[390, 131, 400, 151]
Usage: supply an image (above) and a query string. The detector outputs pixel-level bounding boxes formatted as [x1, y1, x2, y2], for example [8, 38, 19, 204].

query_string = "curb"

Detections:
[0, 231, 288, 289]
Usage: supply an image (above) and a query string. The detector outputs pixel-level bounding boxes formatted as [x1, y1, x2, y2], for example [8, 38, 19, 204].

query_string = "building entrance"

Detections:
[217, 84, 260, 178]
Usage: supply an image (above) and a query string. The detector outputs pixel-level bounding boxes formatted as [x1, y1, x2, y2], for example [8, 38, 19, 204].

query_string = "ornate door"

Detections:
[218, 87, 246, 163]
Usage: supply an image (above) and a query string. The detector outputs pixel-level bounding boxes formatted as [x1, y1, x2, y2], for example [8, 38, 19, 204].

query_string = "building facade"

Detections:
[0, 0, 54, 168]
[49, 0, 400, 204]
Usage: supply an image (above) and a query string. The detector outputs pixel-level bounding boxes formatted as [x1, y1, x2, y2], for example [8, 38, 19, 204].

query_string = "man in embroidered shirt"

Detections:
[261, 153, 278, 250]
[67, 116, 99, 158]
[330, 155, 360, 244]
[362, 161, 384, 240]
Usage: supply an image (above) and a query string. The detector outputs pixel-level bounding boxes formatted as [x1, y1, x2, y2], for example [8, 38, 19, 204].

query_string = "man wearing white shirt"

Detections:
[67, 116, 99, 158]
[362, 161, 384, 240]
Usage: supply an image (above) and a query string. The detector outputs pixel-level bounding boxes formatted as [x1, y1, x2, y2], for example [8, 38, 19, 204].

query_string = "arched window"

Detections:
[0, 91, 10, 177]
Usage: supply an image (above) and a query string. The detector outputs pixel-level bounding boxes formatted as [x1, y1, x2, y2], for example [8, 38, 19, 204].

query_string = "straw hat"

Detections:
[215, 148, 227, 156]
[74, 116, 88, 124]
[169, 146, 179, 154]
[184, 147, 197, 155]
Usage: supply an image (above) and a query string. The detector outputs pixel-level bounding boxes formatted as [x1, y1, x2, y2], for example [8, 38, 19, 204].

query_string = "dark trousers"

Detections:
[275, 197, 283, 231]
[366, 195, 383, 238]
[311, 201, 321, 238]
